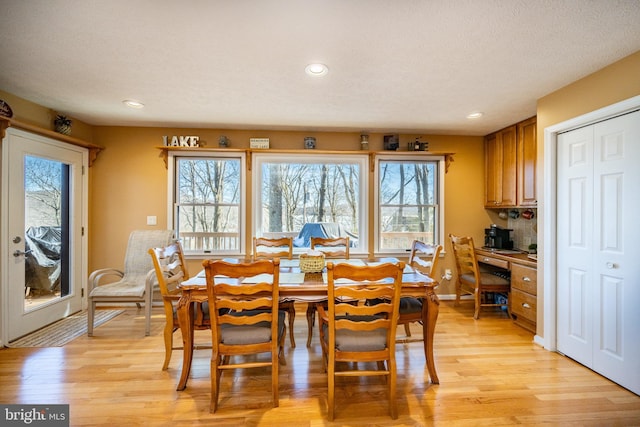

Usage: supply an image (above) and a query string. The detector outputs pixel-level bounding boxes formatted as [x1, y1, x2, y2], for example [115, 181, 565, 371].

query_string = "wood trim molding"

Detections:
[0, 117, 103, 166]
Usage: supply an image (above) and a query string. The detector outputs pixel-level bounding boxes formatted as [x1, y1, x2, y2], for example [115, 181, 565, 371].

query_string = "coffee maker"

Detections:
[484, 224, 513, 249]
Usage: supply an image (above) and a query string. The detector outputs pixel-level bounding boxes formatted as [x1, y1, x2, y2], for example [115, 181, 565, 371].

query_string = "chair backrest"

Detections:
[253, 237, 293, 260]
[203, 258, 281, 350]
[148, 241, 188, 300]
[326, 261, 404, 355]
[124, 229, 175, 279]
[408, 240, 442, 279]
[311, 236, 349, 259]
[449, 234, 481, 284]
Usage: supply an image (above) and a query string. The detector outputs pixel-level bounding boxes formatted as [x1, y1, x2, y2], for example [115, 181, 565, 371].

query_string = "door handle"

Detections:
[13, 250, 31, 257]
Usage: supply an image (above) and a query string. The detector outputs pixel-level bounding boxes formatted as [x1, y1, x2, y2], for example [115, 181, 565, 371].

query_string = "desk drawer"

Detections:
[477, 254, 509, 270]
[511, 289, 536, 323]
[511, 264, 537, 295]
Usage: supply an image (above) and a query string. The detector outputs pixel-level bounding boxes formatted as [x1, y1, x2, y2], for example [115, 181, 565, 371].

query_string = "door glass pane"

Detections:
[24, 156, 70, 312]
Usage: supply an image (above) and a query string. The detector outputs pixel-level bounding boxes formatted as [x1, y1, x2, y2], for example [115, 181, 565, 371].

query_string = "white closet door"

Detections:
[557, 110, 640, 395]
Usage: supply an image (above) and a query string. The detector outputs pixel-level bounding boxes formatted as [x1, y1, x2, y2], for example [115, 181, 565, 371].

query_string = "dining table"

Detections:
[175, 257, 440, 391]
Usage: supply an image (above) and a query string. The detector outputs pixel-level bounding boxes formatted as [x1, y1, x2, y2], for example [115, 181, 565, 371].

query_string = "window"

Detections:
[169, 152, 246, 255]
[375, 155, 444, 253]
[252, 153, 367, 253]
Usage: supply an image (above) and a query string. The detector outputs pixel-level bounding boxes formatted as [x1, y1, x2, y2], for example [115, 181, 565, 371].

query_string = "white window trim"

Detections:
[167, 150, 247, 257]
[373, 154, 445, 257]
[252, 152, 369, 256]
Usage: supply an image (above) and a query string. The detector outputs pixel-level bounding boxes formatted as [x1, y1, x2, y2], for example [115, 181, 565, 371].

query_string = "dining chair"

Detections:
[449, 234, 510, 319]
[203, 258, 286, 413]
[397, 241, 442, 339]
[305, 236, 350, 347]
[317, 261, 404, 420]
[148, 241, 210, 370]
[253, 236, 297, 347]
[87, 229, 174, 336]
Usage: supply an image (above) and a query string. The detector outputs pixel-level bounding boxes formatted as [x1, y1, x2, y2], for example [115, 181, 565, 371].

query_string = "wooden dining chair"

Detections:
[449, 234, 510, 319]
[253, 236, 297, 347]
[397, 241, 442, 339]
[148, 241, 210, 370]
[203, 258, 286, 413]
[317, 261, 404, 420]
[305, 236, 350, 347]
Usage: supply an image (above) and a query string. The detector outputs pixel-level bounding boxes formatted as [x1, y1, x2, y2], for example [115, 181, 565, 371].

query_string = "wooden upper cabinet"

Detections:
[484, 117, 536, 208]
[485, 125, 517, 207]
[517, 117, 537, 206]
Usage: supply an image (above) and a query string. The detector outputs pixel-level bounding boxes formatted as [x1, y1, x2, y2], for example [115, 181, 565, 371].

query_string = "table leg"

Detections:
[422, 284, 440, 384]
[176, 295, 195, 391]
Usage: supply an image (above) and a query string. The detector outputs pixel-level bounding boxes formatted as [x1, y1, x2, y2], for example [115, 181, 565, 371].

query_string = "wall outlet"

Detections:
[146, 215, 157, 226]
[443, 269, 453, 281]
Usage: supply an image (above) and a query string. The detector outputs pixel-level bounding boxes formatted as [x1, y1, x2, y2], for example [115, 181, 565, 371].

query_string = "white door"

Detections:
[557, 110, 640, 395]
[2, 128, 86, 342]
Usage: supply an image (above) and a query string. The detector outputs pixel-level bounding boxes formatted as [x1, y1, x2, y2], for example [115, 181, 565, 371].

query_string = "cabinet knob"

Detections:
[522, 276, 531, 282]
[522, 303, 531, 309]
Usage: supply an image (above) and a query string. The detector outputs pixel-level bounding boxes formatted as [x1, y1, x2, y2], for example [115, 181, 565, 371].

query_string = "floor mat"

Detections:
[7, 309, 124, 348]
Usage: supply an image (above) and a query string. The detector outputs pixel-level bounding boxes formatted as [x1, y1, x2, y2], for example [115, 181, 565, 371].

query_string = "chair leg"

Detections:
[388, 358, 398, 420]
[162, 323, 174, 370]
[327, 359, 335, 421]
[403, 323, 411, 337]
[474, 289, 481, 320]
[272, 349, 279, 408]
[306, 303, 316, 347]
[210, 354, 220, 413]
[87, 302, 95, 337]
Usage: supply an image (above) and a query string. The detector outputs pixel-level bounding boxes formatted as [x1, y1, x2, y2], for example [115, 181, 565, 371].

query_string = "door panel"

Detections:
[2, 128, 86, 342]
[557, 110, 640, 395]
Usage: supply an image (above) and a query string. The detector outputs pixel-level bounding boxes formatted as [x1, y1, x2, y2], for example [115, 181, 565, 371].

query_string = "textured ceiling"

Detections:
[1, 0, 640, 135]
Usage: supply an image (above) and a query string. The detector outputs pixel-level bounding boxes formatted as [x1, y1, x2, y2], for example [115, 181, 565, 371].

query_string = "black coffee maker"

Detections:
[484, 224, 513, 249]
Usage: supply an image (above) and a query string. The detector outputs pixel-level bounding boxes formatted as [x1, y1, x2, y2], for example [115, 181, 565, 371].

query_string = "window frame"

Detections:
[373, 154, 445, 256]
[252, 152, 369, 256]
[167, 151, 247, 257]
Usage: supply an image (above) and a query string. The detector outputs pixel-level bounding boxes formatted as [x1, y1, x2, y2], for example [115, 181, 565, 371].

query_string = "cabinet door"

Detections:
[500, 126, 517, 206]
[484, 133, 501, 207]
[517, 117, 537, 206]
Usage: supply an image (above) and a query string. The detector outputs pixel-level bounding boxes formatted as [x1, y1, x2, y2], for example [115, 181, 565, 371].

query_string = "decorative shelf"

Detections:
[1, 117, 103, 166]
[156, 146, 455, 172]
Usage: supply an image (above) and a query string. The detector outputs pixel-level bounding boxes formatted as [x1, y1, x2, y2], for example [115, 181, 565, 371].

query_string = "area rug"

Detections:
[7, 309, 124, 348]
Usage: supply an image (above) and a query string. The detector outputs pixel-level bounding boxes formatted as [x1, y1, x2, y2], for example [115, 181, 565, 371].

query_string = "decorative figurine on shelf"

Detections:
[218, 135, 230, 148]
[54, 114, 72, 135]
[383, 134, 399, 151]
[360, 134, 369, 150]
[304, 136, 316, 149]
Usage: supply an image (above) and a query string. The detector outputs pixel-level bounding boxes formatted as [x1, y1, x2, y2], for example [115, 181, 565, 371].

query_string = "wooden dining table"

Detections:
[176, 258, 440, 391]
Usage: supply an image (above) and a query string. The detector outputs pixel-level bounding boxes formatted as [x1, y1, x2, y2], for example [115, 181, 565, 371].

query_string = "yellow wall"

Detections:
[535, 50, 640, 336]
[89, 126, 492, 296]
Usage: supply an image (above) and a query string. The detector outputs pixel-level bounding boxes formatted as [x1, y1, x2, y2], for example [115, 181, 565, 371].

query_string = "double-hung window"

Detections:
[169, 152, 246, 255]
[252, 153, 367, 254]
[375, 155, 444, 254]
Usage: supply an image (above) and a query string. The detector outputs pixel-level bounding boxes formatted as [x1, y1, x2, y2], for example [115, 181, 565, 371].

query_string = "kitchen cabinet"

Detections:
[484, 117, 537, 208]
[517, 117, 537, 206]
[484, 125, 517, 207]
[476, 248, 537, 333]
[510, 263, 537, 333]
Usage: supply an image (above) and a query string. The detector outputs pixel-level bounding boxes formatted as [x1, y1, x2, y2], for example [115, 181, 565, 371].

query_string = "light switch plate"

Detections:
[146, 216, 157, 226]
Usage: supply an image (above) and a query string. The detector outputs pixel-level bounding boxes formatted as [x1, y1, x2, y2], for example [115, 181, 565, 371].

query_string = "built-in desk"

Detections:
[475, 248, 537, 333]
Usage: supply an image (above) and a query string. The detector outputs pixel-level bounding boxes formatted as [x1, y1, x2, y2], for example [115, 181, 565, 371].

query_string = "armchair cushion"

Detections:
[399, 297, 422, 314]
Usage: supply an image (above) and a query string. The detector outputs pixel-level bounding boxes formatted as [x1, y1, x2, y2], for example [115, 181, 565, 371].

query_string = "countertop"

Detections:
[475, 247, 537, 268]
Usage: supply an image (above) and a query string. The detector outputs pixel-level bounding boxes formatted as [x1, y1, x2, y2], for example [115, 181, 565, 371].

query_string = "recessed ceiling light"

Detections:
[123, 99, 144, 109]
[467, 111, 484, 119]
[305, 63, 329, 77]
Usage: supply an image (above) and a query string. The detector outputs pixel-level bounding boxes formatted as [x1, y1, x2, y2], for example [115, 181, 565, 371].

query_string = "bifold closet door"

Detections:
[556, 109, 640, 395]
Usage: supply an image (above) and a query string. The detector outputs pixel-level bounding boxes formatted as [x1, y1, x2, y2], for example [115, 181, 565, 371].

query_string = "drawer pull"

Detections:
[484, 258, 490, 262]
[522, 277, 531, 282]
[521, 303, 531, 309]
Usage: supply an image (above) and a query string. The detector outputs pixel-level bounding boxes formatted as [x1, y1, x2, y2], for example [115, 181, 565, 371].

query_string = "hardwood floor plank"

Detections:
[0, 302, 638, 426]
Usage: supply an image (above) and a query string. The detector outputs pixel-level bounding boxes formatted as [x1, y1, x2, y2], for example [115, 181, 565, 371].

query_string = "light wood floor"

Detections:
[1, 302, 639, 426]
